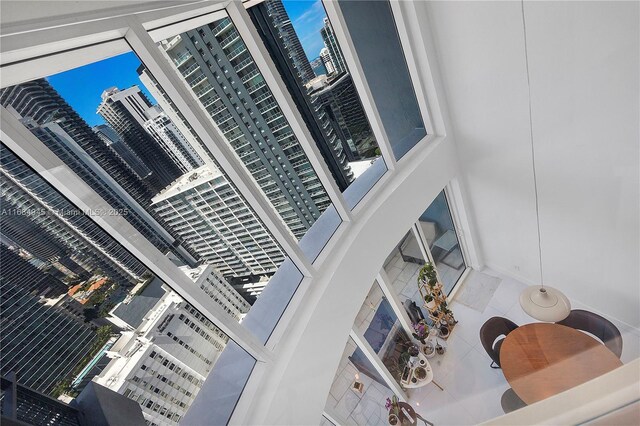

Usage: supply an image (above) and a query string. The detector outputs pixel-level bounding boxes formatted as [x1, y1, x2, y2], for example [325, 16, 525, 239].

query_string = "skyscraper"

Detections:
[142, 105, 204, 173]
[263, 0, 316, 84]
[0, 147, 147, 284]
[307, 73, 377, 160]
[248, 2, 356, 190]
[0, 80, 155, 206]
[92, 124, 152, 180]
[320, 17, 347, 76]
[97, 86, 183, 191]
[309, 56, 328, 77]
[0, 80, 198, 267]
[158, 18, 332, 238]
[319, 47, 336, 75]
[151, 165, 285, 279]
[0, 244, 99, 395]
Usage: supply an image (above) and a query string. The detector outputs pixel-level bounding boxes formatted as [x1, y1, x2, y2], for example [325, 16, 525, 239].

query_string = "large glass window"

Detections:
[247, 0, 387, 209]
[354, 281, 413, 387]
[383, 230, 427, 312]
[419, 191, 466, 295]
[0, 50, 289, 314]
[0, 147, 245, 425]
[155, 12, 336, 240]
[336, 0, 426, 160]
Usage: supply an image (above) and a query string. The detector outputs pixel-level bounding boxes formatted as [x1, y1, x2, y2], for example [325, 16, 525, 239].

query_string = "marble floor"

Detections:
[324, 267, 640, 425]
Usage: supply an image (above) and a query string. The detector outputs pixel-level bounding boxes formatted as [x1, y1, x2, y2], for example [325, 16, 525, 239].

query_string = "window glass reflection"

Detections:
[419, 191, 466, 294]
[337, 0, 426, 159]
[355, 281, 413, 387]
[247, 0, 385, 208]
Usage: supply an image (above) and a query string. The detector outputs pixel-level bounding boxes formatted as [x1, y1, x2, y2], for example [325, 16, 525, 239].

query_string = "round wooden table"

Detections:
[500, 323, 623, 404]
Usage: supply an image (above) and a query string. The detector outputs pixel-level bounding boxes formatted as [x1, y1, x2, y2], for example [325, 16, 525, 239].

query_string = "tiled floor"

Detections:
[408, 268, 640, 425]
[325, 267, 640, 425]
[324, 338, 394, 425]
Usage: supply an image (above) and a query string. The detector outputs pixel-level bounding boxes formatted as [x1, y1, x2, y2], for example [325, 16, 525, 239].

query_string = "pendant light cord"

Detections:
[520, 0, 545, 289]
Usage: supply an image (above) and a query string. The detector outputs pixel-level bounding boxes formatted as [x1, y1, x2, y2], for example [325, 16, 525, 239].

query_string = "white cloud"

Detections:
[292, 0, 325, 27]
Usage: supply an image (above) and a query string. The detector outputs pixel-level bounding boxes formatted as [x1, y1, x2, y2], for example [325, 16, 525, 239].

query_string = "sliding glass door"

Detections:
[418, 190, 466, 295]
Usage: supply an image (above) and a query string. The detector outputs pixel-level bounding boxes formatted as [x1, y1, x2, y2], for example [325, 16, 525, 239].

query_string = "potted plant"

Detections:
[385, 396, 400, 424]
[424, 293, 436, 310]
[412, 320, 429, 344]
[418, 262, 438, 288]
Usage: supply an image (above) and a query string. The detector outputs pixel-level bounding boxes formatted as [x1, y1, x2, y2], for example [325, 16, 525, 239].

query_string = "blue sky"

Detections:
[48, 52, 156, 127]
[282, 0, 327, 61]
[47, 2, 325, 125]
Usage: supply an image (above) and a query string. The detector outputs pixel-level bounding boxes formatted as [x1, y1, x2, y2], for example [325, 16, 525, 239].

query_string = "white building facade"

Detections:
[151, 165, 285, 279]
[95, 288, 228, 426]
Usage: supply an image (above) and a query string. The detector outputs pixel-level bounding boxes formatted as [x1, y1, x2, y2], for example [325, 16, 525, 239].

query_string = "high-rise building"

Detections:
[0, 244, 99, 395]
[151, 165, 285, 280]
[0, 80, 155, 207]
[319, 47, 336, 76]
[95, 286, 227, 426]
[92, 124, 152, 181]
[307, 73, 377, 160]
[142, 105, 204, 173]
[0, 147, 147, 283]
[248, 3, 355, 191]
[0, 81, 197, 267]
[0, 376, 146, 426]
[263, 0, 316, 84]
[178, 264, 250, 320]
[97, 86, 183, 191]
[320, 17, 347, 76]
[158, 18, 332, 238]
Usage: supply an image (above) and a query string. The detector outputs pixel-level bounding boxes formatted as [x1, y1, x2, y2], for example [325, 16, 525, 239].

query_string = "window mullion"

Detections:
[0, 109, 273, 363]
[229, 1, 352, 222]
[322, 0, 397, 172]
[124, 16, 315, 277]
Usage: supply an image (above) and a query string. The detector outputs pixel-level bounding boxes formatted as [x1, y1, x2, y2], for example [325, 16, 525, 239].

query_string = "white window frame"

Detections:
[0, 0, 459, 422]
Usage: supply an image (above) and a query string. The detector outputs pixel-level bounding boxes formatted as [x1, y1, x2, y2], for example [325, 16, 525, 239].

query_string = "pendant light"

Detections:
[518, 0, 570, 322]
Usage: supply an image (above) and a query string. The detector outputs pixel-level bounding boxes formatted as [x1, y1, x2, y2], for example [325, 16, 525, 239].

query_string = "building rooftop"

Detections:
[110, 277, 166, 329]
[151, 164, 223, 203]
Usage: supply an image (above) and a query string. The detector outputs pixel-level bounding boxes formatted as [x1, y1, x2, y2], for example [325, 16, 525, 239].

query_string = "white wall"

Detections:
[425, 0, 640, 328]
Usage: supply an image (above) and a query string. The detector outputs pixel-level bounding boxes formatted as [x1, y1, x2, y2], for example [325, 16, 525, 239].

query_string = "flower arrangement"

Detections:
[385, 395, 400, 415]
[412, 320, 429, 342]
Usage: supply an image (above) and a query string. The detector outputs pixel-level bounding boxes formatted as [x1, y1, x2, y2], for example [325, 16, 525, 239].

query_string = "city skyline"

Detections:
[45, 1, 329, 128]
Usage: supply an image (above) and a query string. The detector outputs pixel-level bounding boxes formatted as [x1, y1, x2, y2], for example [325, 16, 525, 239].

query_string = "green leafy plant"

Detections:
[418, 262, 438, 287]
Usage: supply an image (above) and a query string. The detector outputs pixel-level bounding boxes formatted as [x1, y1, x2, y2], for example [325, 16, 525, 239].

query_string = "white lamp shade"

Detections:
[519, 285, 571, 322]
